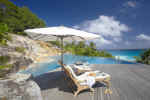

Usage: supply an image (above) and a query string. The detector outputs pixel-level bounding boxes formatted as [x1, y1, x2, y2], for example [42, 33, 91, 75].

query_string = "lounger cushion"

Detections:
[95, 72, 110, 79]
[72, 67, 84, 76]
[65, 65, 110, 84]
[77, 71, 110, 80]
[73, 64, 92, 71]
[65, 65, 78, 79]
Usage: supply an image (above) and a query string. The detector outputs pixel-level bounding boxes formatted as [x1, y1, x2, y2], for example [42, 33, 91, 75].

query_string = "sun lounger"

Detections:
[63, 65, 95, 96]
[58, 61, 112, 96]
[69, 65, 112, 94]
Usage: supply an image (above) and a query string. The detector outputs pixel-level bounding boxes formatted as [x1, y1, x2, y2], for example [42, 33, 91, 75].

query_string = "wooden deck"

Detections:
[33, 64, 150, 100]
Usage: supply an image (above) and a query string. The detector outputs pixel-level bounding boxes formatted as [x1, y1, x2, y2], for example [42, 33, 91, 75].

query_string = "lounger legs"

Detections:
[103, 80, 112, 94]
[74, 87, 94, 96]
[74, 89, 80, 96]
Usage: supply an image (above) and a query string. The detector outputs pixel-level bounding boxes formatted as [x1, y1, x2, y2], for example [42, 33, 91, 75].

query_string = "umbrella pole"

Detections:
[60, 37, 64, 66]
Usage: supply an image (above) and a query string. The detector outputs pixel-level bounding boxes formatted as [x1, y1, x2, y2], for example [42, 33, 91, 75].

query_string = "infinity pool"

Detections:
[21, 54, 136, 77]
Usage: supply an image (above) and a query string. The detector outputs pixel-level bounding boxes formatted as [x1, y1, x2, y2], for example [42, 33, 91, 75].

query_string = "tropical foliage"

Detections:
[49, 41, 113, 58]
[0, 55, 10, 65]
[0, 0, 45, 45]
[0, 23, 11, 45]
[0, 0, 45, 35]
[15, 47, 26, 53]
[0, 55, 13, 77]
[135, 49, 150, 64]
[0, 0, 45, 73]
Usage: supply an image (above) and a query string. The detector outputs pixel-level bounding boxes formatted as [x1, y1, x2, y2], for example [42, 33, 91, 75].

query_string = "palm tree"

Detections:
[89, 42, 96, 50]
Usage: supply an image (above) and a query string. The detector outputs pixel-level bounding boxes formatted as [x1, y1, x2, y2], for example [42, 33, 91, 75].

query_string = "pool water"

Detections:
[52, 54, 136, 64]
[21, 54, 136, 77]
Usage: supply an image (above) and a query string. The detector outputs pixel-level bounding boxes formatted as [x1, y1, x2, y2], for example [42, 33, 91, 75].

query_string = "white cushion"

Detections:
[79, 76, 95, 87]
[73, 64, 92, 70]
[95, 72, 110, 79]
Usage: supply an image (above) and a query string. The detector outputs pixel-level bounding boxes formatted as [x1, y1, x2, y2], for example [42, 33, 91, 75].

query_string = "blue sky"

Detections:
[11, 0, 150, 49]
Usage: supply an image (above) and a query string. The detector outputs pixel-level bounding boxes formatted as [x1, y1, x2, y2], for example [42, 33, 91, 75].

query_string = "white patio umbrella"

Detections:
[24, 26, 100, 66]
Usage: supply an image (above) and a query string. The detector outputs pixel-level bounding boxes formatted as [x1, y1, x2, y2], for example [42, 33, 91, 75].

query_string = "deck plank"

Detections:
[33, 64, 150, 100]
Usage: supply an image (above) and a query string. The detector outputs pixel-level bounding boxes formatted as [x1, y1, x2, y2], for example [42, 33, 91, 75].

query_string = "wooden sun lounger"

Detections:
[64, 65, 95, 96]
[58, 61, 94, 96]
[73, 64, 112, 94]
[58, 61, 112, 96]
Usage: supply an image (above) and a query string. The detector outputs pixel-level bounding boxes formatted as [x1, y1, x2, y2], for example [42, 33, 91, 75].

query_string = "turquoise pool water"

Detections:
[21, 54, 136, 77]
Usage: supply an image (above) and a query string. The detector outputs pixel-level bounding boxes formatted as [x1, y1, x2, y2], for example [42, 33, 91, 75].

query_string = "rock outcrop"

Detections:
[0, 34, 60, 73]
[7, 34, 60, 63]
[0, 74, 43, 100]
[0, 34, 61, 100]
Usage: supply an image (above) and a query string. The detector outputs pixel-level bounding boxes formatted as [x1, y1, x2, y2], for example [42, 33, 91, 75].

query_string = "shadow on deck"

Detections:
[33, 70, 105, 94]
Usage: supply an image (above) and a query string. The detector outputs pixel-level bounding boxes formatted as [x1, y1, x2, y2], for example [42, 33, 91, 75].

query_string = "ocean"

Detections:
[107, 49, 146, 62]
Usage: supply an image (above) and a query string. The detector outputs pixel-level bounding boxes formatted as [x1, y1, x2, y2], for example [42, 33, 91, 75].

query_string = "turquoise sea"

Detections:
[107, 49, 146, 61]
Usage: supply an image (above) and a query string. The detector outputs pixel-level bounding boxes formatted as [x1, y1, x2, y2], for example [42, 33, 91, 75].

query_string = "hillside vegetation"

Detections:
[49, 41, 113, 58]
[0, 0, 46, 77]
[135, 49, 150, 64]
[0, 0, 45, 45]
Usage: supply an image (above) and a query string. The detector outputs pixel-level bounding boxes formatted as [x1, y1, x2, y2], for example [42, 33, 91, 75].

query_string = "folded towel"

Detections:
[80, 76, 95, 88]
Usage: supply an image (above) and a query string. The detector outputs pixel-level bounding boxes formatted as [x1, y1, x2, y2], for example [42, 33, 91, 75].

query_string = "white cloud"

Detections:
[75, 15, 129, 37]
[73, 25, 80, 29]
[136, 34, 150, 41]
[125, 41, 130, 45]
[99, 38, 112, 45]
[126, 1, 137, 8]
[73, 15, 133, 49]
[92, 36, 112, 47]
[113, 37, 122, 42]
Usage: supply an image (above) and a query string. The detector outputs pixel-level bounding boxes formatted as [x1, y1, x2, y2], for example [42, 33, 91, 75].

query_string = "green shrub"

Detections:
[0, 56, 12, 78]
[0, 64, 12, 70]
[135, 49, 150, 64]
[0, 64, 13, 78]
[0, 56, 10, 65]
[0, 23, 11, 46]
[15, 47, 25, 53]
[134, 56, 142, 63]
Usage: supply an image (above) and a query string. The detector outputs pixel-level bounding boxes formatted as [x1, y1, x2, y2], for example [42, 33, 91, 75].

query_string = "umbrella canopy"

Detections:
[24, 26, 99, 41]
[24, 26, 100, 65]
